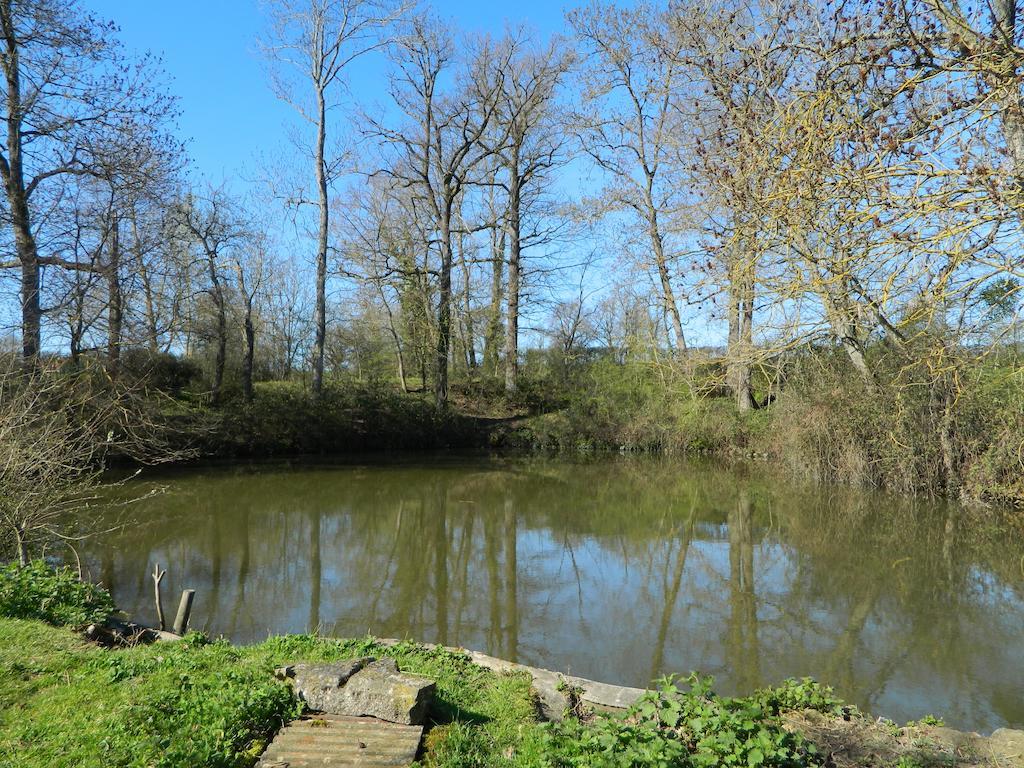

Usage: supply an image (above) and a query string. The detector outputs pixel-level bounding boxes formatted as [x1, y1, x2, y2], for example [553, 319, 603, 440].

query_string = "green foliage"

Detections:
[907, 715, 945, 728]
[501, 359, 754, 454]
[979, 277, 1021, 322]
[752, 678, 846, 717]
[543, 675, 824, 768]
[0, 561, 114, 628]
[960, 362, 1024, 506]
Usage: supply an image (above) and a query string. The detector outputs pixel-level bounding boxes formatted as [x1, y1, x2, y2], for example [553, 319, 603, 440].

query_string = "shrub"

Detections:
[0, 560, 114, 627]
[120, 349, 203, 395]
[753, 678, 846, 717]
[201, 379, 486, 457]
[543, 675, 824, 768]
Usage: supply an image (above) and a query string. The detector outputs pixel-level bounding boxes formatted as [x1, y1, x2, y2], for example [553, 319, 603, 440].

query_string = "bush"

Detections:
[767, 348, 1024, 502]
[543, 675, 824, 768]
[0, 560, 114, 627]
[201, 379, 486, 457]
[753, 678, 846, 717]
[120, 349, 203, 395]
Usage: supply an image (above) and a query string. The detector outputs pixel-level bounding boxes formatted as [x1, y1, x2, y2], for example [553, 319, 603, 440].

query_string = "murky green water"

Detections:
[81, 455, 1024, 732]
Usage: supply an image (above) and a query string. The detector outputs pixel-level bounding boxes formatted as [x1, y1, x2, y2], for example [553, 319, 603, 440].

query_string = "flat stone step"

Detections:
[257, 715, 423, 767]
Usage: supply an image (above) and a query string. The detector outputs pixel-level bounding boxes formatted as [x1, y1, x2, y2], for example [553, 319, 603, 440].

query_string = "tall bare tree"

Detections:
[233, 236, 268, 403]
[570, 2, 690, 354]
[374, 15, 509, 407]
[261, 0, 405, 395]
[0, 0, 176, 363]
[491, 31, 571, 394]
[177, 189, 249, 406]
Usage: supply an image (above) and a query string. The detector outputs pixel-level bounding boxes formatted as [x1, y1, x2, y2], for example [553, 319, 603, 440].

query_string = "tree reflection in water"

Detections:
[81, 456, 1024, 732]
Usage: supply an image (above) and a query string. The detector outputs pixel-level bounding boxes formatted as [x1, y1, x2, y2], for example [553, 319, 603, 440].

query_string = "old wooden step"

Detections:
[257, 714, 423, 767]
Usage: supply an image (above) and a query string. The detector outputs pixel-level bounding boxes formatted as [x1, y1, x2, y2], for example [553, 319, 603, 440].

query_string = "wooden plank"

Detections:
[257, 715, 423, 768]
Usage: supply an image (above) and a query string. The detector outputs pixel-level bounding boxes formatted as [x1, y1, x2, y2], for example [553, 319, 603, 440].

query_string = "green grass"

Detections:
[199, 380, 489, 457]
[0, 619, 545, 768]
[0, 616, 856, 768]
[251, 636, 548, 768]
[1, 617, 976, 768]
[0, 615, 967, 768]
[0, 619, 297, 767]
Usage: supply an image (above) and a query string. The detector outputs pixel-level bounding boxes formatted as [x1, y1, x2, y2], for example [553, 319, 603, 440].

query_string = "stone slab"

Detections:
[282, 659, 372, 712]
[282, 657, 435, 726]
[375, 638, 646, 720]
[335, 658, 435, 726]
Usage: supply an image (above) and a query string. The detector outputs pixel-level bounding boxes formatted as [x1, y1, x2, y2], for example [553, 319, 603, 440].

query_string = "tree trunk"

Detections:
[392, 331, 408, 392]
[242, 299, 255, 403]
[207, 255, 226, 406]
[134, 213, 161, 353]
[643, 183, 686, 352]
[15, 525, 27, 567]
[728, 255, 756, 412]
[504, 161, 522, 395]
[458, 232, 477, 371]
[938, 375, 960, 498]
[312, 87, 329, 396]
[483, 225, 505, 377]
[18, 242, 40, 363]
[435, 208, 453, 409]
[106, 213, 122, 379]
[378, 288, 408, 393]
[67, 265, 88, 365]
[0, 2, 42, 364]
[737, 289, 755, 412]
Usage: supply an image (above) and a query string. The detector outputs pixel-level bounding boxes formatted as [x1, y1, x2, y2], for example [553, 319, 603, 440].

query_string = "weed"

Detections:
[0, 561, 114, 628]
[543, 674, 824, 768]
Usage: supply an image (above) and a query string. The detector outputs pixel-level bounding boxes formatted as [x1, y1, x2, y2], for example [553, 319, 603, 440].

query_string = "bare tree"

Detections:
[570, 2, 690, 353]
[666, 0, 806, 411]
[261, 0, 406, 395]
[177, 189, 249, 406]
[340, 177, 425, 391]
[373, 15, 510, 407]
[0, 360, 192, 565]
[490, 31, 572, 394]
[233, 236, 269, 402]
[0, 0, 176, 362]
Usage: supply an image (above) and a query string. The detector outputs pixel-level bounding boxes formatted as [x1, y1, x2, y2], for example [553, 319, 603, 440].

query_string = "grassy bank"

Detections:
[0, 564, 1011, 768]
[3, 617, 1009, 768]
[22, 345, 1022, 507]
[487, 353, 1024, 508]
[159, 351, 1024, 508]
[191, 380, 492, 457]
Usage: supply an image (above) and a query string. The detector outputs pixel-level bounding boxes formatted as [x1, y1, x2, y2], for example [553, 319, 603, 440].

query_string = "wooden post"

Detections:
[172, 589, 195, 636]
[152, 564, 166, 631]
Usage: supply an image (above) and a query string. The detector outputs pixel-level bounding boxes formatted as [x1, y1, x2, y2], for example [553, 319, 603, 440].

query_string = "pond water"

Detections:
[81, 455, 1024, 732]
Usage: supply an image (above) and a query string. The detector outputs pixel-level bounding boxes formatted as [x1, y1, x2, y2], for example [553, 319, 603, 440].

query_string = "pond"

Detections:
[81, 455, 1024, 732]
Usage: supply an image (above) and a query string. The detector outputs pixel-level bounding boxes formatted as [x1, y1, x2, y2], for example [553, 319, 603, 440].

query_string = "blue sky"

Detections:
[76, 0, 703, 347]
[86, 1, 577, 184]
